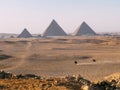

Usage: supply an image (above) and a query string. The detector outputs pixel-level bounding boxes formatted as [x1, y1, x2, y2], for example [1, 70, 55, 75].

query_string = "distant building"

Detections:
[17, 28, 32, 38]
[73, 22, 96, 36]
[42, 19, 67, 37]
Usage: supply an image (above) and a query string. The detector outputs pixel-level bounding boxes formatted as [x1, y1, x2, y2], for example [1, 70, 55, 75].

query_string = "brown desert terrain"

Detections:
[0, 36, 120, 89]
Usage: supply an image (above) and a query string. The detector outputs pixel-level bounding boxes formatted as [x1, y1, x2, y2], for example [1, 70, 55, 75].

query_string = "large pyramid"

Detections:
[43, 20, 67, 37]
[73, 22, 96, 36]
[17, 28, 32, 38]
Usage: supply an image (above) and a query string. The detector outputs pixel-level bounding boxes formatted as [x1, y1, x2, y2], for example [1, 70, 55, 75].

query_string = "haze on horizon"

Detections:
[0, 0, 120, 34]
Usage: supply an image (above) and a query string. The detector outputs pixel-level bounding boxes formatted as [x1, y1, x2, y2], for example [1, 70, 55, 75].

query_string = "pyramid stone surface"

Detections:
[73, 22, 96, 36]
[43, 20, 67, 37]
[17, 28, 32, 38]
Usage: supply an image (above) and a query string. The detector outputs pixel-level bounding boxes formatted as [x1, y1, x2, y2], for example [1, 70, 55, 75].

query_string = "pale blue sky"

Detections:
[0, 0, 120, 34]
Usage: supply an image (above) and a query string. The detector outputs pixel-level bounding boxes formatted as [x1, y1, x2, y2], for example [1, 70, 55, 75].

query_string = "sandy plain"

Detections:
[0, 36, 120, 81]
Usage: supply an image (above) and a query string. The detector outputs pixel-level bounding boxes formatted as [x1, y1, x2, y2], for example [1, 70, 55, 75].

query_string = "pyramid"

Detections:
[17, 28, 32, 38]
[43, 20, 67, 37]
[73, 22, 96, 36]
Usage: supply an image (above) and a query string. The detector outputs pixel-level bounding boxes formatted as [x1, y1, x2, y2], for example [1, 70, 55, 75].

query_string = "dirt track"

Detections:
[4, 41, 32, 71]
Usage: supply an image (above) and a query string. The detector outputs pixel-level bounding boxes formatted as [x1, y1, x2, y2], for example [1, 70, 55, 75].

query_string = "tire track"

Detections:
[5, 41, 32, 71]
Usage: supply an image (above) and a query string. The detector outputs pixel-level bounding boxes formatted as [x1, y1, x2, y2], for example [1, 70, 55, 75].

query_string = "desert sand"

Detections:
[0, 36, 120, 82]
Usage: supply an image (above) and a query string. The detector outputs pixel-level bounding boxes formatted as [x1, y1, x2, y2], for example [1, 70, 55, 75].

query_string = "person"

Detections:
[74, 61, 78, 64]
[92, 59, 96, 62]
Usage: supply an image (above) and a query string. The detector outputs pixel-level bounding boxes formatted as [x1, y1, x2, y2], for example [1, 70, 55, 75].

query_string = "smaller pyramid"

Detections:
[17, 28, 32, 38]
[43, 20, 67, 37]
[73, 22, 96, 36]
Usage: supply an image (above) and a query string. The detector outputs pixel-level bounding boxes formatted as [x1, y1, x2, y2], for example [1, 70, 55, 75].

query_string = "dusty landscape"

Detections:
[0, 36, 120, 89]
[0, 36, 120, 80]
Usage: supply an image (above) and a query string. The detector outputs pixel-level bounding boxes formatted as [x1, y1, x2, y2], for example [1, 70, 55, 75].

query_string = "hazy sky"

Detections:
[0, 0, 120, 34]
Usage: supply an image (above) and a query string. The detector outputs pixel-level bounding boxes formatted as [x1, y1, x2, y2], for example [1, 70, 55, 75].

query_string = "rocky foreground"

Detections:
[0, 71, 120, 90]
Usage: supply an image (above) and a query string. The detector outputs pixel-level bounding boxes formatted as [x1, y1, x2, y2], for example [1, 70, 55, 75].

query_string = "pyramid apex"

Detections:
[51, 19, 57, 24]
[81, 21, 90, 27]
[52, 19, 56, 21]
[23, 28, 28, 31]
[82, 21, 87, 25]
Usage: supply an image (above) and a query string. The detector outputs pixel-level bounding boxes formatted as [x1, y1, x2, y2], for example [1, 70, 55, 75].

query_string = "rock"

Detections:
[17, 74, 41, 79]
[81, 85, 89, 90]
[0, 70, 13, 79]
